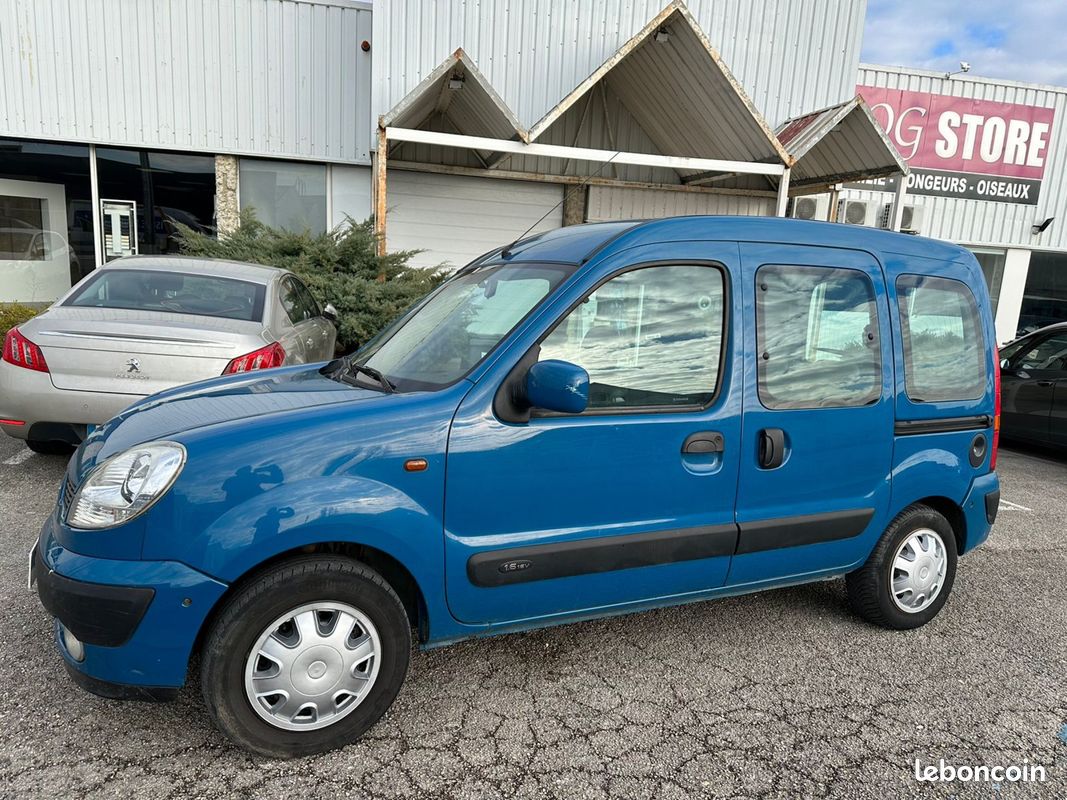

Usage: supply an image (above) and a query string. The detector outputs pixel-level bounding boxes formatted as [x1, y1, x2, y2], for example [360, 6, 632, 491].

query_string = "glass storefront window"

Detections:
[239, 159, 327, 234]
[0, 138, 93, 301]
[96, 148, 216, 259]
[970, 249, 1006, 317]
[1018, 251, 1067, 337]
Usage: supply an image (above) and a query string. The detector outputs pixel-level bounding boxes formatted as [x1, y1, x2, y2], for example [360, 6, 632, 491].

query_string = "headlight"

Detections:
[66, 441, 186, 529]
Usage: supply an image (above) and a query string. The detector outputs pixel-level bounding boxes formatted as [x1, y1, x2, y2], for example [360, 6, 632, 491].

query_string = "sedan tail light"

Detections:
[222, 342, 285, 375]
[2, 327, 49, 372]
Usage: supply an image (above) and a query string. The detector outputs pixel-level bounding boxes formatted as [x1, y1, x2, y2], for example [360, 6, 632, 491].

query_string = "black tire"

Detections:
[846, 504, 958, 630]
[200, 555, 411, 758]
[26, 439, 76, 456]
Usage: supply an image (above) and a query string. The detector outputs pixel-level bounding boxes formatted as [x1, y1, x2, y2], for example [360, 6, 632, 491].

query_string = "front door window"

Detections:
[538, 264, 726, 410]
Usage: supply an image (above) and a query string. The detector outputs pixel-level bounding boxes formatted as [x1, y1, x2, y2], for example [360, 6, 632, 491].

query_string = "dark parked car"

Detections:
[999, 322, 1067, 448]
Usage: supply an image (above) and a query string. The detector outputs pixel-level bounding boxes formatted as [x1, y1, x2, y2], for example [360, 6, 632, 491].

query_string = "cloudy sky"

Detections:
[861, 0, 1067, 86]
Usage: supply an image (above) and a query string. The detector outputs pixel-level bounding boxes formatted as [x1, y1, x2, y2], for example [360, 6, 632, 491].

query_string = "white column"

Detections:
[89, 144, 103, 269]
[994, 248, 1032, 344]
[775, 167, 791, 217]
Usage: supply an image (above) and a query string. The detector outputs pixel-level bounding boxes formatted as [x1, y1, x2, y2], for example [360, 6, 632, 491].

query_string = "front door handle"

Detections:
[758, 428, 786, 469]
[1036, 380, 1054, 387]
[682, 431, 724, 454]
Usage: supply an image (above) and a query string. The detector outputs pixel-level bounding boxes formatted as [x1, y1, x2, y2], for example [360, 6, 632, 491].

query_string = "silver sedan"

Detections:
[0, 255, 337, 453]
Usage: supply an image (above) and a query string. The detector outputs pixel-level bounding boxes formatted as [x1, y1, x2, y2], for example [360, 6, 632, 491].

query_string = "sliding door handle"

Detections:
[758, 428, 786, 469]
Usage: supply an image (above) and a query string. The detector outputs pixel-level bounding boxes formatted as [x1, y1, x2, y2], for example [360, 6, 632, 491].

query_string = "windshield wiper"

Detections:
[333, 359, 396, 393]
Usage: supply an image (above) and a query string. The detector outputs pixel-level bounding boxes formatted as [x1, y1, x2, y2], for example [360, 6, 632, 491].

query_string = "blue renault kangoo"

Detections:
[32, 217, 1001, 756]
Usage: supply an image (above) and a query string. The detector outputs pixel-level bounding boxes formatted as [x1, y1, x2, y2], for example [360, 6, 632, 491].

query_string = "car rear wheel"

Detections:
[200, 555, 411, 758]
[26, 439, 76, 456]
[846, 504, 958, 630]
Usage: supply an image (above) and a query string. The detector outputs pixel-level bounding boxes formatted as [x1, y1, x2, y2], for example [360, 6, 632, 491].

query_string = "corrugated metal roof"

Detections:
[777, 95, 907, 187]
[528, 2, 790, 167]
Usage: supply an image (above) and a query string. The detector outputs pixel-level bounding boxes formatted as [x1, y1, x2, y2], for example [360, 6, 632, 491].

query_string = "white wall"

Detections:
[586, 186, 774, 221]
[0, 0, 374, 164]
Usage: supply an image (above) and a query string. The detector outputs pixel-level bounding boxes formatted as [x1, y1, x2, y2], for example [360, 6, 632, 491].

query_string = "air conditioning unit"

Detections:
[837, 198, 873, 226]
[789, 195, 830, 221]
[880, 203, 924, 234]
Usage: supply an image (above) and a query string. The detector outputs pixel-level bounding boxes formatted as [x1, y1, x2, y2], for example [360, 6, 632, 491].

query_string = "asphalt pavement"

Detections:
[0, 433, 1063, 799]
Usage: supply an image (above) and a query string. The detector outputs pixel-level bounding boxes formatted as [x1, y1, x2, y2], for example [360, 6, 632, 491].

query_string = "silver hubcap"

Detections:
[891, 529, 947, 613]
[244, 602, 381, 731]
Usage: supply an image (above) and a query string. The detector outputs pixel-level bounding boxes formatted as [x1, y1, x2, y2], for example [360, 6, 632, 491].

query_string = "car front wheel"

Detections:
[200, 555, 411, 758]
[846, 504, 958, 630]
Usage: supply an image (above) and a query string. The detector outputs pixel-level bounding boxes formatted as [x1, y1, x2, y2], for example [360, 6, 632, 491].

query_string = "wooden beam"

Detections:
[374, 125, 388, 262]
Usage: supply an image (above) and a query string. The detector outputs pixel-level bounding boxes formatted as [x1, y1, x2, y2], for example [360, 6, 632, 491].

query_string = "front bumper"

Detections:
[33, 515, 228, 692]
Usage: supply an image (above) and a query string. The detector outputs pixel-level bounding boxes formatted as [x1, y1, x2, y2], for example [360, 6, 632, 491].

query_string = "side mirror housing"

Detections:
[526, 359, 589, 415]
[323, 302, 338, 321]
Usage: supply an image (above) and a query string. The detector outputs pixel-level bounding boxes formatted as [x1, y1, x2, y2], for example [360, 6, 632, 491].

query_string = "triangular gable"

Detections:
[527, 1, 791, 170]
[380, 48, 526, 146]
[777, 95, 909, 187]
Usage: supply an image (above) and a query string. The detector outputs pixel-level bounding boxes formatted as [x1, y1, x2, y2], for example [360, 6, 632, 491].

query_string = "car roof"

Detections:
[102, 255, 284, 285]
[484, 216, 974, 266]
[1024, 321, 1067, 335]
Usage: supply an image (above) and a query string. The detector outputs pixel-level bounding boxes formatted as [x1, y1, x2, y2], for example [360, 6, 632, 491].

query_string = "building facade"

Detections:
[1, 0, 1064, 342]
[840, 65, 1067, 344]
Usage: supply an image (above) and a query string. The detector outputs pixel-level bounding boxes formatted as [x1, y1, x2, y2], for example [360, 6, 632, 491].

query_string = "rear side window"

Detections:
[896, 275, 986, 402]
[280, 276, 319, 323]
[756, 265, 881, 409]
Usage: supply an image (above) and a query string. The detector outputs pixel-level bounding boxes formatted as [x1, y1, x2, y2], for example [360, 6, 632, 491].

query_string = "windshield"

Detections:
[356, 262, 573, 391]
[65, 268, 267, 322]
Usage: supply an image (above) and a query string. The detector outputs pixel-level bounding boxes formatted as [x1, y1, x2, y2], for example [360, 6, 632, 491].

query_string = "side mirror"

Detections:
[323, 302, 338, 321]
[526, 359, 589, 415]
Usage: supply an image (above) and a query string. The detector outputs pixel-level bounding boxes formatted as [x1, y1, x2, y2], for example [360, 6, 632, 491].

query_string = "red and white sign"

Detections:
[857, 85, 1055, 180]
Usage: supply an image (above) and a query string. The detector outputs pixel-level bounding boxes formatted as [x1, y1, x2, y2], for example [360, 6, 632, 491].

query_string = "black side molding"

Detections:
[894, 415, 992, 436]
[735, 508, 874, 555]
[467, 524, 738, 588]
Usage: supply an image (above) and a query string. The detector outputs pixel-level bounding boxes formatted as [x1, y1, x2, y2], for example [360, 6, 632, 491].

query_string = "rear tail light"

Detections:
[990, 356, 1001, 471]
[222, 342, 286, 375]
[2, 327, 49, 372]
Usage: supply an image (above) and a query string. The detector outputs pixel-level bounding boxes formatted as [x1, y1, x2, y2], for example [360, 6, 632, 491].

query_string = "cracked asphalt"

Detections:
[0, 432, 1064, 799]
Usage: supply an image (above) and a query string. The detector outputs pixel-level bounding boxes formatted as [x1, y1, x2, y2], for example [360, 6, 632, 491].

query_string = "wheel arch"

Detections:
[909, 495, 966, 553]
[191, 541, 431, 662]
